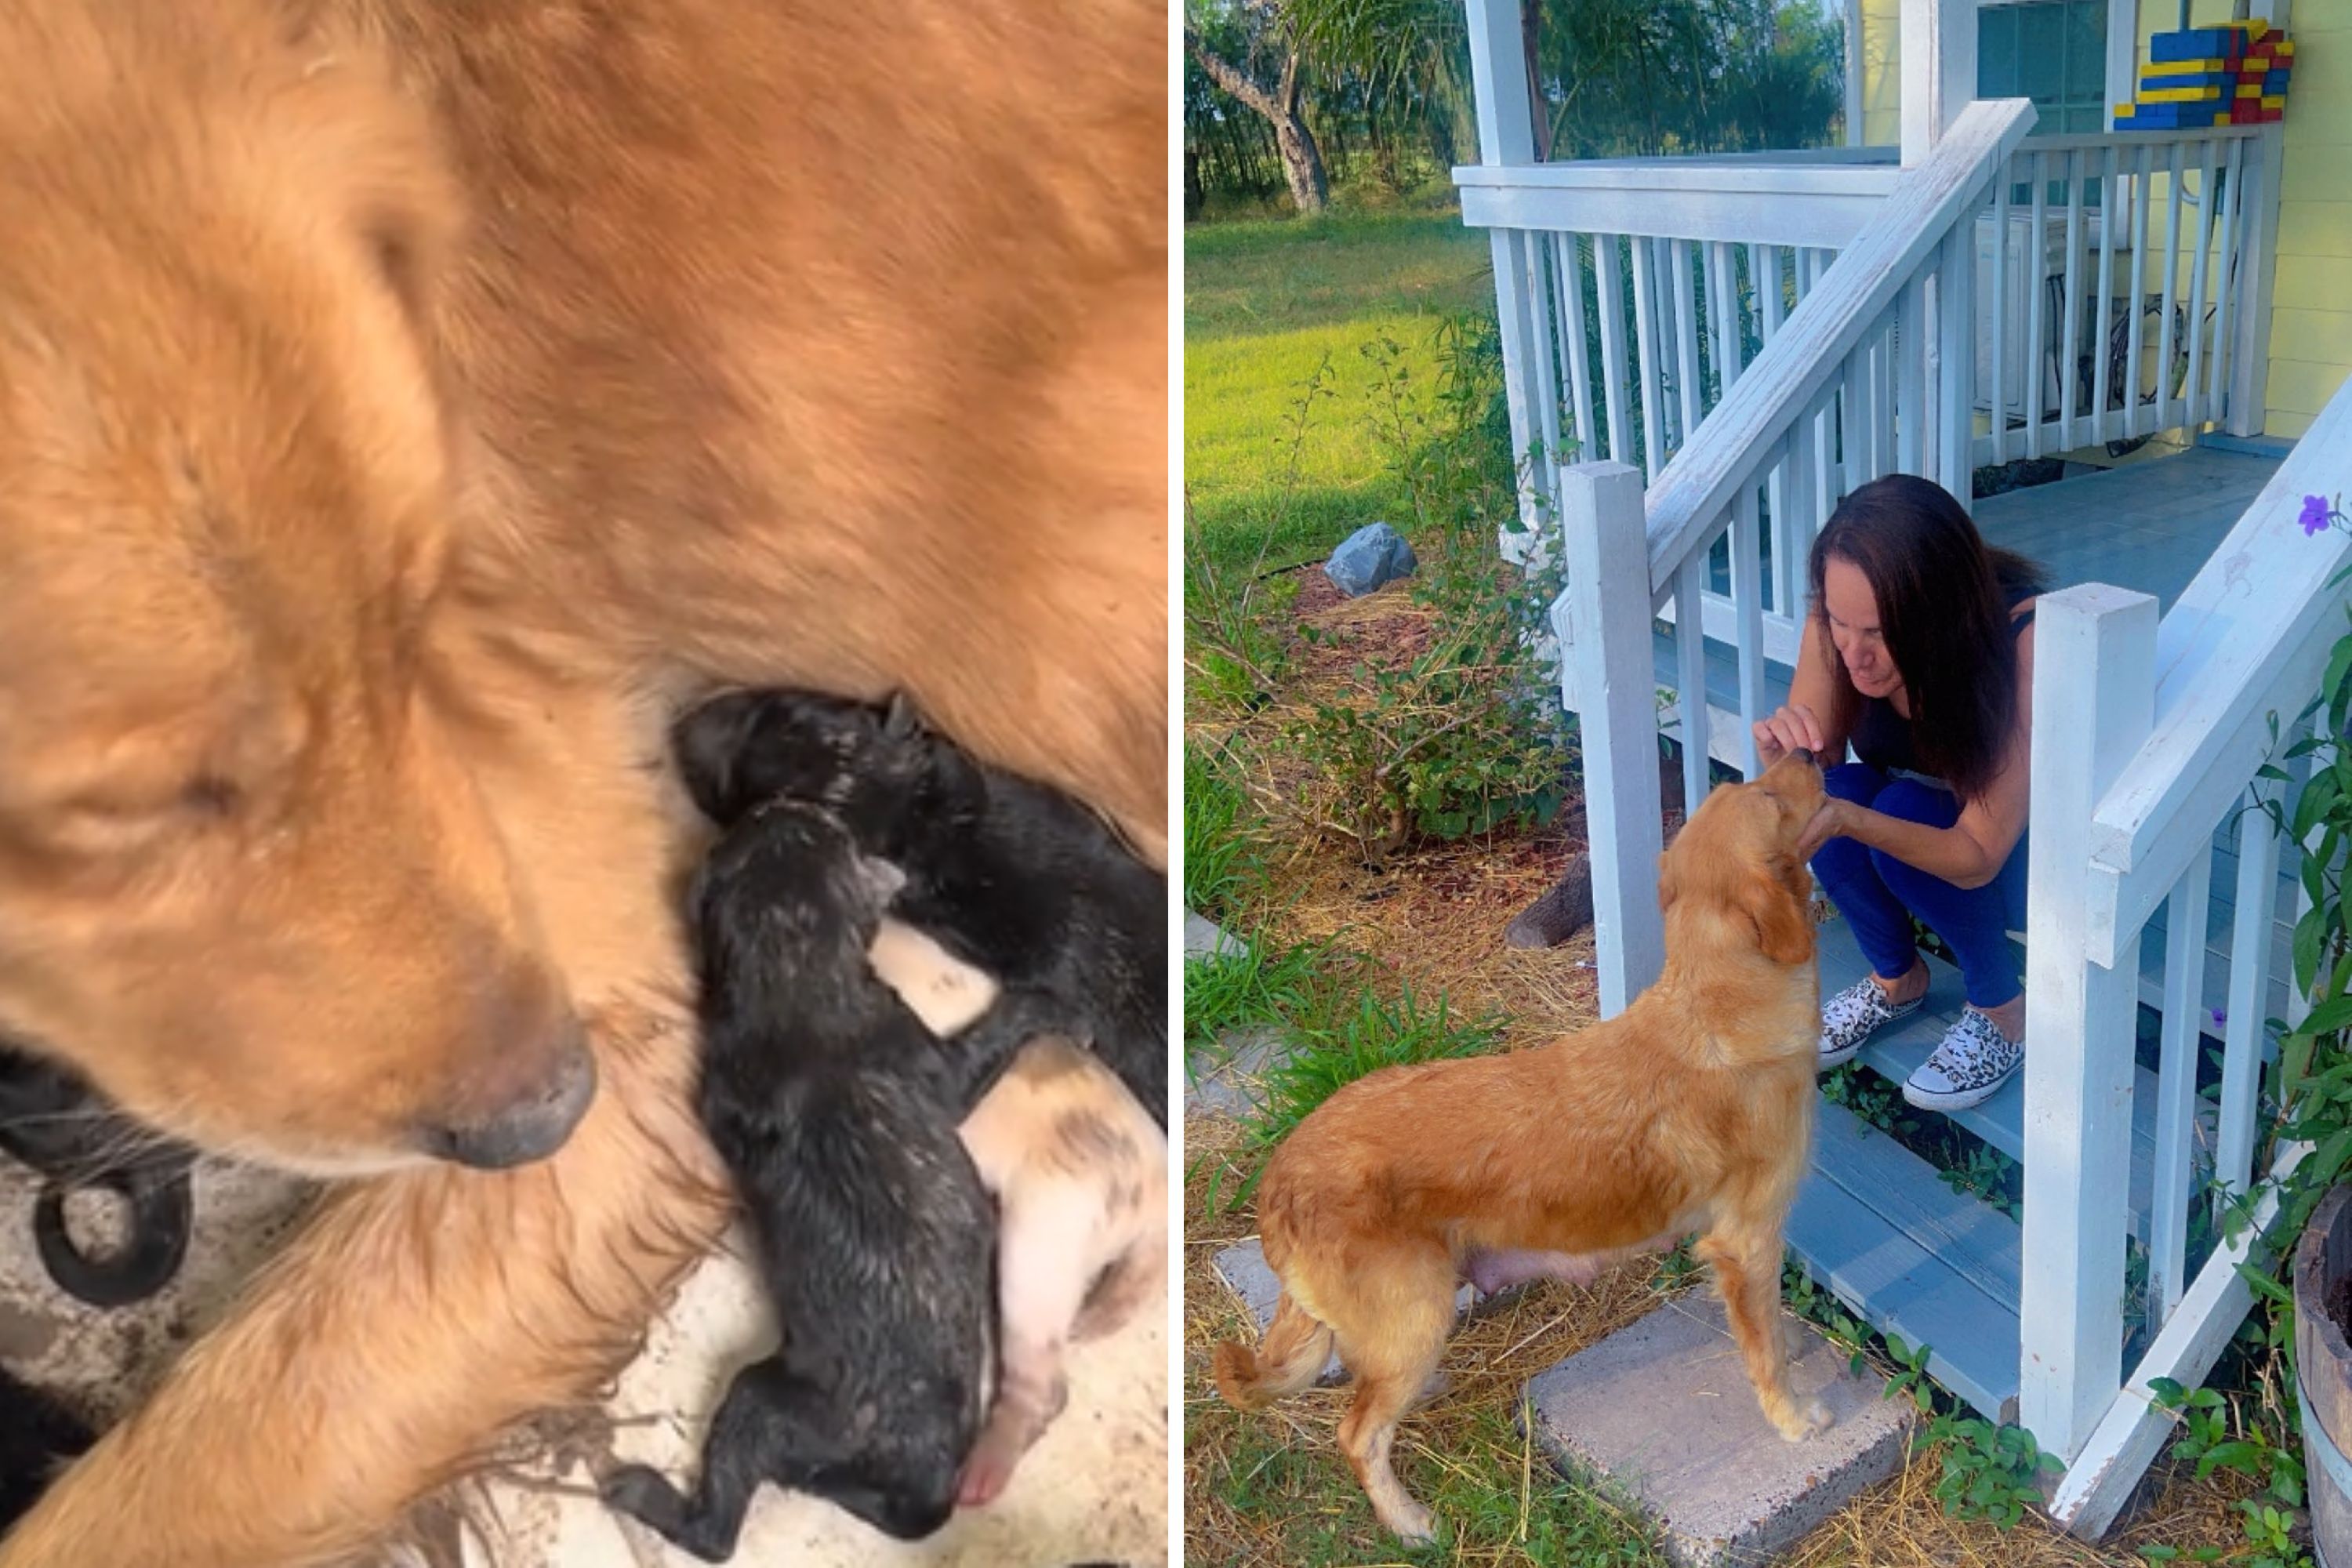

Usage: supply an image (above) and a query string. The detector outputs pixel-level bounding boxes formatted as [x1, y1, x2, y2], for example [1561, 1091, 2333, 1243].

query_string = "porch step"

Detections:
[1816, 916, 2164, 1243]
[1789, 1096, 2021, 1422]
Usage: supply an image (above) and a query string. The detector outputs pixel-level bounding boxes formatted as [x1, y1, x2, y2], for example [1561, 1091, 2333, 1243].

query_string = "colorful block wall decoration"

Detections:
[2125, 23, 2292, 129]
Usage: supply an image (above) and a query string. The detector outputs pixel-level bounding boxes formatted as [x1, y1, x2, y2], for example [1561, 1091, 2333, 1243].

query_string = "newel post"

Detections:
[1559, 462, 1665, 1017]
[2020, 583, 2158, 1461]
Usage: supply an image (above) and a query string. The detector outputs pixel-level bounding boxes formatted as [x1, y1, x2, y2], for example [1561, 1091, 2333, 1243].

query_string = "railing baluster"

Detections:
[1715, 241, 1748, 393]
[1732, 481, 1768, 779]
[2125, 143, 2153, 444]
[2026, 149, 2050, 459]
[2183, 139, 2220, 432]
[1632, 235, 1666, 477]
[2158, 140, 2187, 433]
[2207, 136, 2247, 432]
[1671, 240, 1703, 456]
[1675, 557, 1710, 815]
[1937, 222, 1974, 498]
[1759, 248, 1790, 612]
[1897, 266, 1928, 475]
[1781, 409, 1815, 619]
[2092, 146, 2119, 447]
[2216, 800, 2282, 1202]
[1874, 317, 1897, 481]
[1595, 234, 1632, 466]
[1552, 233, 1597, 463]
[1990, 152, 2012, 466]
[2149, 848, 2214, 1332]
[1520, 233, 1566, 507]
[1841, 339, 1864, 496]
[2060, 147, 2086, 452]
[1653, 238, 1682, 452]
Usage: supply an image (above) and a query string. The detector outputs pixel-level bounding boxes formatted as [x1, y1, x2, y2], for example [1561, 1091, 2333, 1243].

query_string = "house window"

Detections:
[1979, 0, 2111, 135]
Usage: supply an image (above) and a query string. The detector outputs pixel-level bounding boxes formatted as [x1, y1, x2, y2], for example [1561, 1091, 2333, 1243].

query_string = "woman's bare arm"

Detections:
[1752, 613, 1853, 768]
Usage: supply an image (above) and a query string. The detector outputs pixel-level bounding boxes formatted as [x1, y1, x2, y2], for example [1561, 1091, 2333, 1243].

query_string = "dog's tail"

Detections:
[1212, 1296, 1333, 1410]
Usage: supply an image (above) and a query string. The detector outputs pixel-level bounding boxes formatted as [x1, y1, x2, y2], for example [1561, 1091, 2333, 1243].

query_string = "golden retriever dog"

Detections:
[0, 0, 1163, 1562]
[1213, 752, 1833, 1545]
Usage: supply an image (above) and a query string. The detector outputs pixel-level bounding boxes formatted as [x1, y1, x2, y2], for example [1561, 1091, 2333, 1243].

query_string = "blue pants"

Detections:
[1811, 763, 2028, 1009]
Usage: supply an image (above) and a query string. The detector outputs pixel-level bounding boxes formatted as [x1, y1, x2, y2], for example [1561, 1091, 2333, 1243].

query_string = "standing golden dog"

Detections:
[0, 0, 1163, 1562]
[1214, 753, 1834, 1544]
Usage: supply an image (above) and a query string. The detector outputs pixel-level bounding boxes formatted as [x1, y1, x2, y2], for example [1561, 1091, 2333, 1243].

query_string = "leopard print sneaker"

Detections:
[1901, 1008, 2024, 1112]
[1817, 975, 1925, 1071]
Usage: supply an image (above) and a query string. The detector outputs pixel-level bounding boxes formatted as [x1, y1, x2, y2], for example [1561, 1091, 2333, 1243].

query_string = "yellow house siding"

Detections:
[1856, 0, 2352, 437]
[2266, 0, 2352, 437]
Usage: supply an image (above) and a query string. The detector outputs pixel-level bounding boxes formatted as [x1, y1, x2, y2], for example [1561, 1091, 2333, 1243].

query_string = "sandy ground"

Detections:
[2, 1154, 1168, 1568]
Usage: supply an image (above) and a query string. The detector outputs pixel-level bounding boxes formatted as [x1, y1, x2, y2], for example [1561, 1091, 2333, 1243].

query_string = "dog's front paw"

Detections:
[1775, 1397, 1835, 1440]
[1378, 1498, 1438, 1546]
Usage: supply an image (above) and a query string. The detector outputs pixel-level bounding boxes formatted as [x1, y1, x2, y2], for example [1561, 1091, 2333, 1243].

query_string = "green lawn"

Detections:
[1184, 212, 1494, 574]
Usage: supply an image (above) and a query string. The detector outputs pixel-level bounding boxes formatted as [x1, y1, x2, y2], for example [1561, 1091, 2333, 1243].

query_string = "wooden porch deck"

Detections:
[1972, 445, 2282, 613]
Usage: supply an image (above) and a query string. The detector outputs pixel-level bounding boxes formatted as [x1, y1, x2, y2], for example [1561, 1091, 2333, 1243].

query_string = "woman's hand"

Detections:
[1752, 702, 1828, 768]
[1796, 797, 1851, 861]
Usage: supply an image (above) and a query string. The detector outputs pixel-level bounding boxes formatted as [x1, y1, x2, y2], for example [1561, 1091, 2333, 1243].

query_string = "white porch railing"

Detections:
[1538, 96, 2036, 1016]
[1468, 125, 2274, 505]
[1976, 127, 2273, 466]
[2028, 376, 2352, 1534]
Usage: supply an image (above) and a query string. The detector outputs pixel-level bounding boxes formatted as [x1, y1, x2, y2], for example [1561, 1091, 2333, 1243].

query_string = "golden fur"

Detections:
[1212, 754, 1833, 1544]
[0, 0, 1163, 1561]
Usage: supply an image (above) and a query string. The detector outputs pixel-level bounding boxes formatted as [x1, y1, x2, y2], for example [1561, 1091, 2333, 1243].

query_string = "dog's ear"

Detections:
[1656, 849, 1677, 914]
[1741, 862, 1814, 965]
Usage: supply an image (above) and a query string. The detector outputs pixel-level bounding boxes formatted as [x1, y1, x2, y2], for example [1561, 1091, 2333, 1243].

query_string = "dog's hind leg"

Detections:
[1330, 1252, 1454, 1547]
[1697, 1224, 1831, 1442]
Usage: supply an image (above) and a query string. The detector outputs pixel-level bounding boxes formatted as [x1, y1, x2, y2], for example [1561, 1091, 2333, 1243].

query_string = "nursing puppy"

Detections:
[599, 802, 996, 1561]
[0, 1368, 91, 1534]
[674, 689, 1167, 1127]
[0, 1045, 194, 1308]
[953, 1036, 1166, 1508]
[1214, 752, 1833, 1544]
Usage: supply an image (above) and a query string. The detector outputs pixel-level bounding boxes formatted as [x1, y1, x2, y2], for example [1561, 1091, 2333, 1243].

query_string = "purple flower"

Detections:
[2302, 495, 2332, 536]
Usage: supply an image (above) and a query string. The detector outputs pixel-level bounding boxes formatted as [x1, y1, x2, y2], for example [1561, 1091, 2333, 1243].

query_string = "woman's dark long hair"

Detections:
[1807, 474, 2048, 804]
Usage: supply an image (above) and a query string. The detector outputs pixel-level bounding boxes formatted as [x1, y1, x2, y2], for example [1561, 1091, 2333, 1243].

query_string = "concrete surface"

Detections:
[1520, 1293, 1912, 1568]
[0, 1162, 1167, 1568]
[1182, 911, 1240, 961]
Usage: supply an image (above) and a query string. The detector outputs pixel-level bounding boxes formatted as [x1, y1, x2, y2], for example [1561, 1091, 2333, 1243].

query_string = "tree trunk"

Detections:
[1273, 53, 1330, 212]
[1185, 27, 1330, 214]
[1522, 0, 1552, 161]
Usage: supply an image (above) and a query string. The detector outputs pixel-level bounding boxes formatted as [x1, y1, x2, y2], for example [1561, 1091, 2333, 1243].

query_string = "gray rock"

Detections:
[1323, 522, 1418, 597]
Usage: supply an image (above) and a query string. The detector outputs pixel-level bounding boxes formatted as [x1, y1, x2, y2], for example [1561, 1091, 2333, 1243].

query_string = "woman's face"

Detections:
[1823, 554, 1902, 701]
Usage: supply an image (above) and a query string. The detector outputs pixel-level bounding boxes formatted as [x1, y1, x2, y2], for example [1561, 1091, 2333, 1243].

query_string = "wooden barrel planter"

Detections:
[2294, 1183, 2352, 1566]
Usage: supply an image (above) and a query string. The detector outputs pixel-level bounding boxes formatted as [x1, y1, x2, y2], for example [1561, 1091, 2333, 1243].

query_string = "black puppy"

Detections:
[0, 1045, 194, 1309]
[600, 802, 996, 1561]
[673, 689, 1167, 1128]
[0, 1363, 94, 1531]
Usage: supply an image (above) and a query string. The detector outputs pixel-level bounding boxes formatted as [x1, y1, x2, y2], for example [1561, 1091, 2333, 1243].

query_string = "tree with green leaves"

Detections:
[1185, 3, 1331, 213]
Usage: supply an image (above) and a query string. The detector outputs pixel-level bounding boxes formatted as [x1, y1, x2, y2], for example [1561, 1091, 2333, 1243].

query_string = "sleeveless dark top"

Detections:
[1849, 583, 2037, 784]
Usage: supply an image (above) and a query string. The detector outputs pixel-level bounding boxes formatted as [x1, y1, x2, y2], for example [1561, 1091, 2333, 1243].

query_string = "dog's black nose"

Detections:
[1789, 746, 1817, 766]
[417, 1025, 598, 1171]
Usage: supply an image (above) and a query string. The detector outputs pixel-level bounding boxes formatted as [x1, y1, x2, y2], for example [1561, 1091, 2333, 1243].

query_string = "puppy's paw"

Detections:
[957, 1446, 1018, 1509]
[599, 1464, 686, 1532]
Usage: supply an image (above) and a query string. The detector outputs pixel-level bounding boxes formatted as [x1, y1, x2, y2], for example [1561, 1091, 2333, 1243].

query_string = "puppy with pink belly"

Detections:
[867, 922, 1169, 1507]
